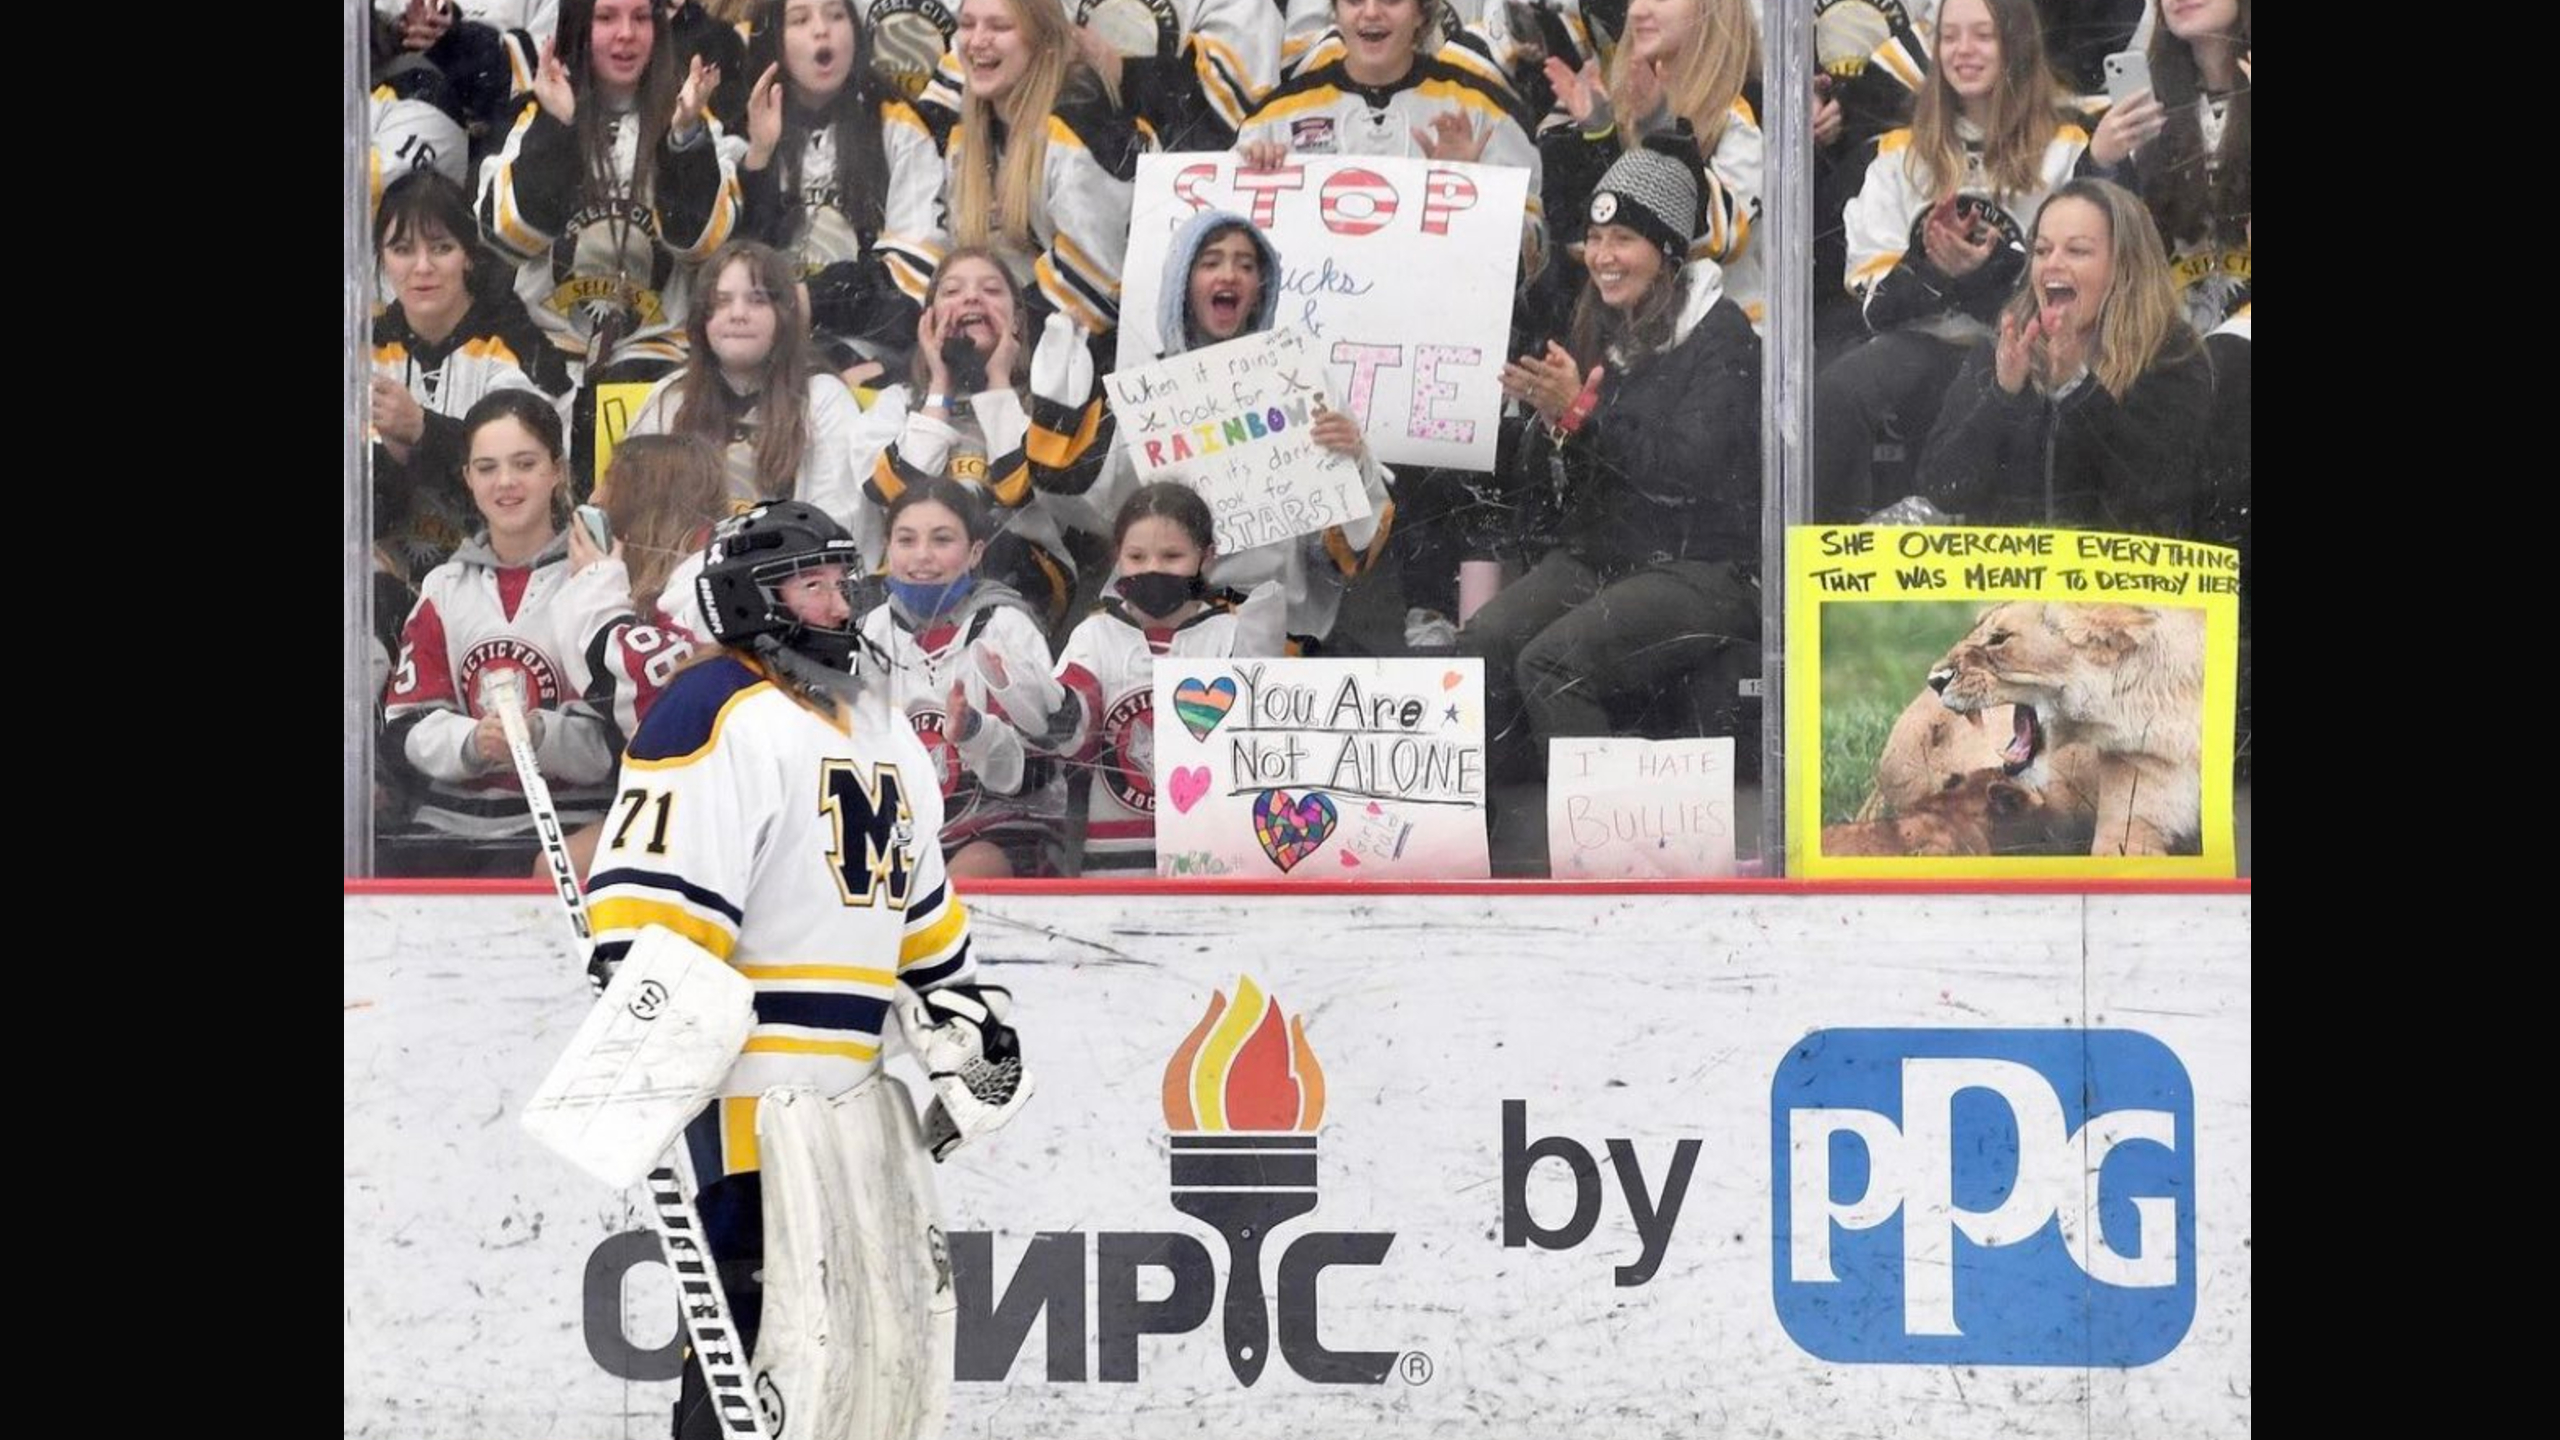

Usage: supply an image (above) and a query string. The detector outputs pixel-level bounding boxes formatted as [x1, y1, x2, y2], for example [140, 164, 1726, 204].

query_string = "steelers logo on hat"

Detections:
[1591, 192, 1618, 225]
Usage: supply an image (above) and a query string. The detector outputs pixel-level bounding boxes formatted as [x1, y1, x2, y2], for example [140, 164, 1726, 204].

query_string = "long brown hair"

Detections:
[1907, 0, 2065, 201]
[554, 0, 681, 211]
[2003, 179, 2199, 399]
[673, 241, 816, 500]
[2136, 0, 2250, 247]
[596, 434, 729, 612]
[742, 0, 893, 244]
[950, 0, 1093, 258]
[1566, 257, 1689, 374]
[1615, 0, 1758, 156]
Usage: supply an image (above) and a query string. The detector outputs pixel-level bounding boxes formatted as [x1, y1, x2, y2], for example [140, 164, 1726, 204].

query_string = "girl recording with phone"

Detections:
[1812, 0, 2091, 521]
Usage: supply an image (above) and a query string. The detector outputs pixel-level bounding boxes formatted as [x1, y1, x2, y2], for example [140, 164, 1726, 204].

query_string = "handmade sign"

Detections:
[1787, 526, 2242, 877]
[1102, 327, 1373, 555]
[1119, 153, 1528, 471]
[1545, 737, 1737, 879]
[1152, 657, 1491, 879]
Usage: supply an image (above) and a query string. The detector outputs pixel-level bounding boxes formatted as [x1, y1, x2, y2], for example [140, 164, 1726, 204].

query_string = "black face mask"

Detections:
[1116, 570, 1206, 619]
[939, 335, 990, 394]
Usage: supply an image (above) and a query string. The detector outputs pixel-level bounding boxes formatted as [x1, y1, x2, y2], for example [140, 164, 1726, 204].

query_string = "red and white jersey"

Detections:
[859, 587, 1068, 851]
[1052, 583, 1285, 873]
[549, 553, 708, 752]
[381, 531, 622, 839]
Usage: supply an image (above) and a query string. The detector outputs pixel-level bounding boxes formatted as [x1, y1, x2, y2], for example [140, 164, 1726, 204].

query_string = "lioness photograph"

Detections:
[1821, 601, 2207, 858]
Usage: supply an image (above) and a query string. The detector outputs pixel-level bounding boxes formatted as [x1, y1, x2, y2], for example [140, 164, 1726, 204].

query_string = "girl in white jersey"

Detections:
[1049, 482, 1286, 875]
[478, 0, 743, 490]
[627, 239, 866, 521]
[380, 390, 625, 874]
[1812, 0, 2089, 521]
[861, 477, 1072, 877]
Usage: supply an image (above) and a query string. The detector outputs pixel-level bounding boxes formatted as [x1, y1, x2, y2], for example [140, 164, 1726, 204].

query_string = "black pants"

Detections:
[1812, 330, 1968, 522]
[1460, 552, 1761, 783]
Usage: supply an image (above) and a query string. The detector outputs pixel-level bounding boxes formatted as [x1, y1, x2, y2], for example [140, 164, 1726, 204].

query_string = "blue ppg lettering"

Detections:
[1769, 1029, 2196, 1366]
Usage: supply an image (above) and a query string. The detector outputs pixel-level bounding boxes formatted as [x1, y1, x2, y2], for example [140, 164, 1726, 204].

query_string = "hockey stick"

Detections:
[483, 673, 774, 1440]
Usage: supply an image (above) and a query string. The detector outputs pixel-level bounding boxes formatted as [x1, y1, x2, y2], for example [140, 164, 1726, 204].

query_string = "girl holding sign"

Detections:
[1048, 483, 1287, 875]
[1812, 0, 2091, 522]
[860, 478, 1072, 877]
[732, 0, 950, 371]
[848, 248, 1112, 633]
[1477, 139, 1761, 787]
[1236, 0, 1544, 650]
[1087, 209, 1397, 652]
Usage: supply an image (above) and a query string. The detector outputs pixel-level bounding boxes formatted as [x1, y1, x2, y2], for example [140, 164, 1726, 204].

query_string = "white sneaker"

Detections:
[1404, 607, 1459, 649]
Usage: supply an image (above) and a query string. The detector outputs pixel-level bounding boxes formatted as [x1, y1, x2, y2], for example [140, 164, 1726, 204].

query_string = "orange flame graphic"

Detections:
[1161, 976, 1327, 1133]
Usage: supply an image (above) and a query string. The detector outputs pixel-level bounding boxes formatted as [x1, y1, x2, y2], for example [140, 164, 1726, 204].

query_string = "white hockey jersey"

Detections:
[586, 651, 976, 1180]
[477, 96, 743, 370]
[381, 530, 622, 839]
[743, 99, 948, 311]
[1842, 120, 2089, 342]
[860, 587, 1070, 859]
[1052, 583, 1286, 873]
[626, 371, 869, 530]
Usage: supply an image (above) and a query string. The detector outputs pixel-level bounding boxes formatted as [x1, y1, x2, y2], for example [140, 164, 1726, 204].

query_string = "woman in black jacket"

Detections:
[1469, 138, 1763, 784]
[1918, 176, 2212, 535]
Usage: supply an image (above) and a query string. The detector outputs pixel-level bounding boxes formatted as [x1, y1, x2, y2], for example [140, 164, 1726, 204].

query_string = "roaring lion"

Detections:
[1927, 602, 2205, 856]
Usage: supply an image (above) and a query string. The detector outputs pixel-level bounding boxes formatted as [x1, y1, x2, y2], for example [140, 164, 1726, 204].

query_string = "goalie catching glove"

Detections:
[892, 981, 1034, 1162]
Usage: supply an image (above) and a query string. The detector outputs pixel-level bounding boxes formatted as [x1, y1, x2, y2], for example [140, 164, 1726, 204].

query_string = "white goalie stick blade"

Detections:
[755, 1078, 957, 1440]
[521, 926, 759, 1190]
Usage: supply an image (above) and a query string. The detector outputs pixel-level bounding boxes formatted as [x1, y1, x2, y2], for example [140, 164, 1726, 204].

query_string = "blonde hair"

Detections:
[1908, 0, 2065, 201]
[951, 0, 1086, 257]
[596, 434, 729, 613]
[1614, 0, 1758, 155]
[2005, 179, 2199, 398]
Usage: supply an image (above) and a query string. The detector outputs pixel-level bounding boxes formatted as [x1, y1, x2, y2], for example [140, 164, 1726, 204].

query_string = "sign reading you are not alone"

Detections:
[1151, 657, 1490, 879]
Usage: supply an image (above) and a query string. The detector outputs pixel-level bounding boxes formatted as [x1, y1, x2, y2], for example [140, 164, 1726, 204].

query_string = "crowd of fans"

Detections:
[361, 0, 2250, 877]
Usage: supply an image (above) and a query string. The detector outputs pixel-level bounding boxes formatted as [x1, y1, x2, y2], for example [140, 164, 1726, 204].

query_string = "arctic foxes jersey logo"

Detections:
[1102, 688, 1157, 815]
[461, 639, 564, 715]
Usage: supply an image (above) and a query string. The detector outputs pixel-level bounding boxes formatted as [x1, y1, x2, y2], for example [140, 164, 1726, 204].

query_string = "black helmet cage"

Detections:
[694, 502, 869, 669]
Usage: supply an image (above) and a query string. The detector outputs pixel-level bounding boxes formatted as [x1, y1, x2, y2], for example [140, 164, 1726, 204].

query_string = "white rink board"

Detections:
[346, 891, 2251, 1438]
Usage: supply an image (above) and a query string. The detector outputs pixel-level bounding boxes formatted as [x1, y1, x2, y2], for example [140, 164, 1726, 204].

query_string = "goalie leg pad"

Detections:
[753, 1077, 957, 1440]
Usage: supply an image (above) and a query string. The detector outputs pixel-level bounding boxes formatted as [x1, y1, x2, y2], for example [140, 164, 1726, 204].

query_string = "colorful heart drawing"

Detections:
[1251, 789, 1339, 874]
[1168, 765, 1212, 814]
[1172, 676, 1238, 741]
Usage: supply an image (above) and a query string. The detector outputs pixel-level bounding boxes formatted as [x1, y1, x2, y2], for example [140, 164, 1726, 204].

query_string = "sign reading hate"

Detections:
[1118, 153, 1528, 472]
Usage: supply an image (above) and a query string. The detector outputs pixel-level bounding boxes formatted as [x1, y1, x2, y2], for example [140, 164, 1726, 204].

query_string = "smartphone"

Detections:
[2102, 49, 2151, 105]
[575, 503, 611, 550]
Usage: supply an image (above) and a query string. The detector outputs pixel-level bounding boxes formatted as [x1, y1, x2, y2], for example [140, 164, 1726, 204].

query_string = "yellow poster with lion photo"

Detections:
[1786, 525, 2240, 877]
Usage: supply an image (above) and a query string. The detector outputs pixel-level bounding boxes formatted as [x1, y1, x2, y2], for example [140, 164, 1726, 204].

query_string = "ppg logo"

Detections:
[1771, 1029, 2195, 1366]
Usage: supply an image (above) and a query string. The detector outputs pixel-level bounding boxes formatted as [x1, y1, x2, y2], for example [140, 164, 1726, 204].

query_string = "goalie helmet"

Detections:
[694, 500, 871, 671]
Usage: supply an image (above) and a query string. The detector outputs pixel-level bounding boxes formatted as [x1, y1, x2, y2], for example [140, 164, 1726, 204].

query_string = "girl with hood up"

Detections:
[1085, 209, 1395, 652]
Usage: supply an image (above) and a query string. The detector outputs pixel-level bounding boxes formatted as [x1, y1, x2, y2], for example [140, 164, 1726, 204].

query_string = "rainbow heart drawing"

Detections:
[1172, 676, 1238, 741]
[1251, 789, 1339, 874]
